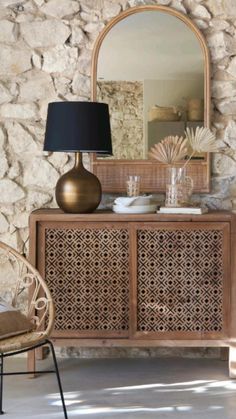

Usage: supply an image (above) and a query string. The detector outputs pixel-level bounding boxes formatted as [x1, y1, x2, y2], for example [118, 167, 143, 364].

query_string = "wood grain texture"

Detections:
[229, 213, 236, 377]
[29, 210, 236, 376]
[91, 160, 209, 193]
[134, 223, 228, 337]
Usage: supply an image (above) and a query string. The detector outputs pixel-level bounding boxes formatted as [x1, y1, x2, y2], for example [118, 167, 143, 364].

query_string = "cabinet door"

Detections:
[131, 222, 230, 339]
[37, 222, 130, 338]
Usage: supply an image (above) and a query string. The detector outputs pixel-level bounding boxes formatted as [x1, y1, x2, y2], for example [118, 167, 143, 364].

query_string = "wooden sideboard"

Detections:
[29, 209, 236, 377]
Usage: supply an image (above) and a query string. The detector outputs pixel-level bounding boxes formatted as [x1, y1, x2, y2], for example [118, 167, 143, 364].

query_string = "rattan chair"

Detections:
[0, 241, 68, 418]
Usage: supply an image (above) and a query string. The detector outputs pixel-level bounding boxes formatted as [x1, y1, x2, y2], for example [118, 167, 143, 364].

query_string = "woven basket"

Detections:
[148, 105, 181, 122]
[187, 99, 204, 121]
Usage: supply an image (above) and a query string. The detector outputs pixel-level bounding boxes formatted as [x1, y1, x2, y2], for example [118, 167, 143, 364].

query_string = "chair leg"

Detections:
[47, 341, 68, 419]
[0, 354, 4, 414]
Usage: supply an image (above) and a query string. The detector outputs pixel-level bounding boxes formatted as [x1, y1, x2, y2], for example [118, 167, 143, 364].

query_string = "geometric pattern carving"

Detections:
[137, 228, 224, 333]
[45, 228, 129, 333]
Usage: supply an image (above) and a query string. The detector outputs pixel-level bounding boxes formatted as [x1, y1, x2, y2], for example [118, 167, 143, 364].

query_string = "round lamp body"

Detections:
[56, 165, 102, 213]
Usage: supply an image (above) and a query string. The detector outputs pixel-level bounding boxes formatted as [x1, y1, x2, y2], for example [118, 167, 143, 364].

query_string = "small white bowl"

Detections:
[112, 204, 157, 214]
[114, 195, 153, 207]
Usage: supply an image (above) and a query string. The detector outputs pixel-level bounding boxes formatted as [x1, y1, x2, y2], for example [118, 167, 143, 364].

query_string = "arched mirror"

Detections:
[91, 5, 210, 193]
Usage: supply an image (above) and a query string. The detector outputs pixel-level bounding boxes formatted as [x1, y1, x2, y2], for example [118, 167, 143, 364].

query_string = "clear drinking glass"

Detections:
[126, 175, 140, 197]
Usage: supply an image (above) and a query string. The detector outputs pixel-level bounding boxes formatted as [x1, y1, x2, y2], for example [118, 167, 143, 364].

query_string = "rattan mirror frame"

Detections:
[90, 5, 211, 193]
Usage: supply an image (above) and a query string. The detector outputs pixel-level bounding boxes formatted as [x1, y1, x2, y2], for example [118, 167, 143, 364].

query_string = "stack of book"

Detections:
[157, 206, 208, 215]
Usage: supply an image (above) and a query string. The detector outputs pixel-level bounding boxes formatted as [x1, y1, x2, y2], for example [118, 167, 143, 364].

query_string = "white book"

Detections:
[157, 206, 208, 215]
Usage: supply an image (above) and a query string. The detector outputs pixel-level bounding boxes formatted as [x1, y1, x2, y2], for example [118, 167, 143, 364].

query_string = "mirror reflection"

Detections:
[97, 11, 205, 160]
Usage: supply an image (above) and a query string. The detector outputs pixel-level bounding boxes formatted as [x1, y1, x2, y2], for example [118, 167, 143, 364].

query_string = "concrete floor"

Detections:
[2, 356, 236, 418]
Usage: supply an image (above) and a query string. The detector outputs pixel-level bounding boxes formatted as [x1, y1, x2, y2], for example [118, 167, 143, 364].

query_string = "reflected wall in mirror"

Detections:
[97, 11, 204, 160]
[91, 5, 210, 192]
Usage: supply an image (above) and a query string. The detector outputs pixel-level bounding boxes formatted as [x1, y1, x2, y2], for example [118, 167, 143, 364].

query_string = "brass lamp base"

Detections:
[56, 152, 102, 213]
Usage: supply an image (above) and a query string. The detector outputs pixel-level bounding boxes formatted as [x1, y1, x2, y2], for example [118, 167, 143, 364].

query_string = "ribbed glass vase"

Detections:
[165, 166, 193, 207]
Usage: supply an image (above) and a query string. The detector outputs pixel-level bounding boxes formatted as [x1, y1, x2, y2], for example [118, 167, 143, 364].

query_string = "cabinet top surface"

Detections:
[30, 208, 236, 223]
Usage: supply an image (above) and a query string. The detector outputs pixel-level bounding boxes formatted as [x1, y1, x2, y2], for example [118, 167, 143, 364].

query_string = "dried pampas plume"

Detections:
[185, 126, 218, 153]
[148, 135, 188, 164]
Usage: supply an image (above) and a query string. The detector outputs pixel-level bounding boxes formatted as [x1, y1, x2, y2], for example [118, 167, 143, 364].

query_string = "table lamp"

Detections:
[44, 101, 112, 213]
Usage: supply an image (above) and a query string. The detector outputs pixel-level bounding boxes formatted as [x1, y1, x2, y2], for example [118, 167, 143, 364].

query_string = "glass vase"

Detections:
[165, 166, 193, 208]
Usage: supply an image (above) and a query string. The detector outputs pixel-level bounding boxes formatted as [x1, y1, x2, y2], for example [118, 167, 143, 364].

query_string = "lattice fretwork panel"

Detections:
[45, 227, 129, 333]
[137, 228, 224, 333]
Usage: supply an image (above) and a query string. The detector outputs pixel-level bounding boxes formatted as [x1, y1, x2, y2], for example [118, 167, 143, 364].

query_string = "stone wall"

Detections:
[98, 80, 144, 159]
[0, 0, 236, 358]
[0, 0, 236, 250]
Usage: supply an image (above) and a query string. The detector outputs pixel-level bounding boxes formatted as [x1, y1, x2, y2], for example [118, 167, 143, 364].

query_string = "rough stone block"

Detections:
[72, 73, 90, 96]
[41, 0, 80, 18]
[6, 121, 38, 155]
[0, 151, 9, 179]
[212, 80, 236, 99]
[170, 0, 186, 14]
[0, 179, 25, 204]
[102, 1, 121, 20]
[20, 20, 71, 48]
[0, 213, 9, 234]
[71, 26, 86, 46]
[207, 32, 232, 61]
[42, 45, 78, 75]
[0, 103, 38, 120]
[48, 153, 68, 170]
[0, 20, 16, 43]
[227, 56, 236, 78]
[216, 99, 236, 115]
[18, 70, 55, 101]
[0, 127, 5, 148]
[8, 162, 21, 180]
[23, 157, 59, 189]
[12, 212, 29, 229]
[0, 82, 12, 104]
[0, 45, 31, 75]
[191, 5, 211, 20]
[207, 0, 236, 18]
[26, 190, 52, 211]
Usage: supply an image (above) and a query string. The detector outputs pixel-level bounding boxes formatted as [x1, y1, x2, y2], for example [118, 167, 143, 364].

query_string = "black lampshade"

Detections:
[44, 101, 112, 154]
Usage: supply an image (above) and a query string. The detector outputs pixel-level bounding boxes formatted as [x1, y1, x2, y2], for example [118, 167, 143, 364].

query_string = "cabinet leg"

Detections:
[220, 347, 229, 361]
[27, 349, 36, 378]
[36, 347, 44, 360]
[229, 344, 236, 378]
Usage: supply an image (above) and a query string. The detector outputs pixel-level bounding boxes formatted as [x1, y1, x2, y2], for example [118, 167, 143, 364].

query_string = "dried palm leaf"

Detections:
[148, 136, 188, 164]
[185, 126, 218, 153]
